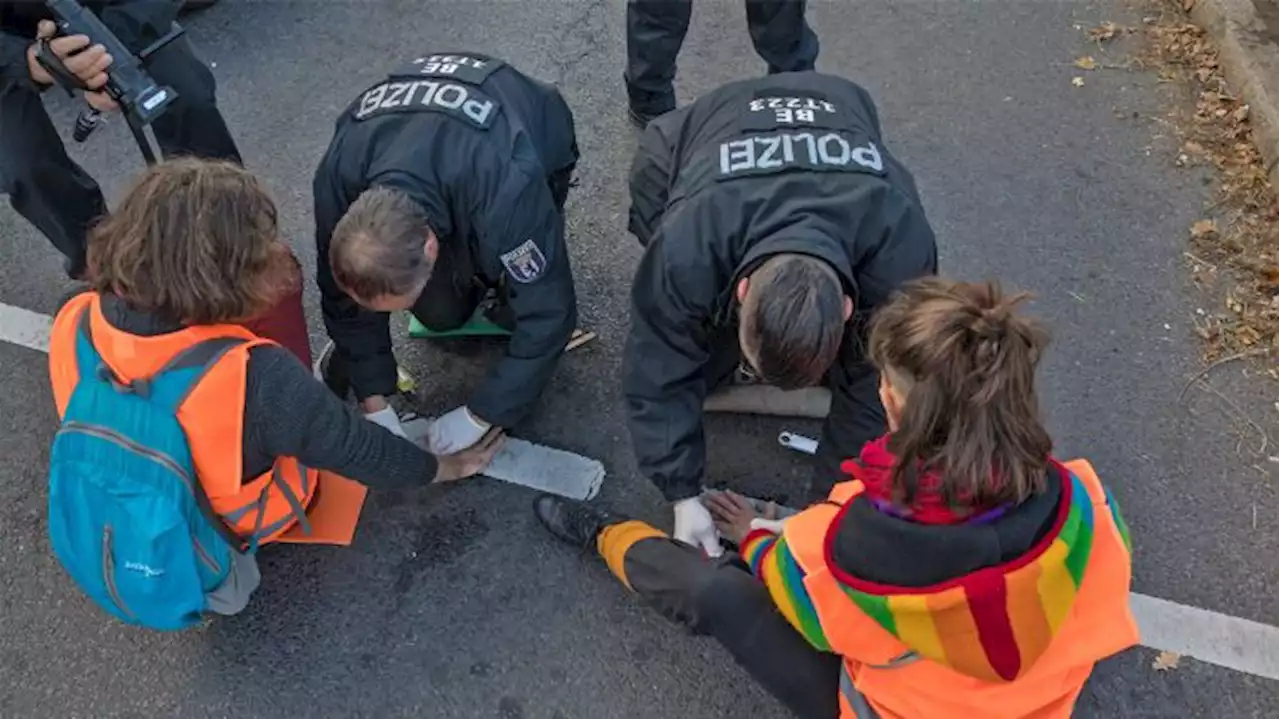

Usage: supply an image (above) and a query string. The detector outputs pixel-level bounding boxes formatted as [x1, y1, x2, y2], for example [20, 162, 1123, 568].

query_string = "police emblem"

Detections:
[499, 239, 547, 283]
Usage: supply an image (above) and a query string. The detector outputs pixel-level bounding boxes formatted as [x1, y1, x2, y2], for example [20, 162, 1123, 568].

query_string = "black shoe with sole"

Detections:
[533, 494, 627, 549]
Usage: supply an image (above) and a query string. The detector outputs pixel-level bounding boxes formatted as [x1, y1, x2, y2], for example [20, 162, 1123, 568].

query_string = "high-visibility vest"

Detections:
[782, 460, 1138, 718]
[48, 293, 354, 547]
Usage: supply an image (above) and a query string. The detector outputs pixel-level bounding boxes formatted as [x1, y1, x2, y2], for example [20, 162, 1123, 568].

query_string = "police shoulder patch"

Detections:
[499, 239, 547, 283]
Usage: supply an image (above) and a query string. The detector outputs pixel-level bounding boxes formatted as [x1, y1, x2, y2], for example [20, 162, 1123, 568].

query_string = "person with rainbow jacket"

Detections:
[533, 277, 1138, 718]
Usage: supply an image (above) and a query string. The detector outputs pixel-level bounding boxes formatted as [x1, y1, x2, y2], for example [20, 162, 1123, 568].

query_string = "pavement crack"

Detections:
[548, 0, 609, 83]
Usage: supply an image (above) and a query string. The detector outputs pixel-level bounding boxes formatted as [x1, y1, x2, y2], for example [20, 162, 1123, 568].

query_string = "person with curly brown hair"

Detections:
[46, 159, 500, 625]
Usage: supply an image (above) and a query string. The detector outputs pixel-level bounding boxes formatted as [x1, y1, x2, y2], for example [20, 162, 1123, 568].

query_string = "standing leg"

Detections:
[534, 496, 842, 719]
[813, 360, 885, 502]
[624, 0, 694, 121]
[744, 0, 819, 75]
[0, 82, 107, 279]
[141, 35, 241, 163]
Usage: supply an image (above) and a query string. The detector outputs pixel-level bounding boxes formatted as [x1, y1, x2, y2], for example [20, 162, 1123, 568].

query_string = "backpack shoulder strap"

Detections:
[79, 305, 271, 414]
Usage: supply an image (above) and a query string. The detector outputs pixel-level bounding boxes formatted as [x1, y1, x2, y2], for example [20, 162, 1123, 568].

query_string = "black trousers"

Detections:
[0, 35, 240, 279]
[624, 0, 819, 114]
[621, 535, 841, 718]
[410, 164, 576, 333]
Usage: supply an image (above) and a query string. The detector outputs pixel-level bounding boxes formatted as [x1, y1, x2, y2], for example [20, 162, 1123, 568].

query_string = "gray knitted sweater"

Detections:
[89, 293, 435, 488]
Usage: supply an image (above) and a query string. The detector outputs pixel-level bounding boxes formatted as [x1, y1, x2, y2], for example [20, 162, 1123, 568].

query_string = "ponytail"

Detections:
[868, 278, 1053, 508]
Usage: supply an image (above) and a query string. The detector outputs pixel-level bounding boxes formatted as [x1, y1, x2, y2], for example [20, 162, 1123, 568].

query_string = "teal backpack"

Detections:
[48, 309, 249, 630]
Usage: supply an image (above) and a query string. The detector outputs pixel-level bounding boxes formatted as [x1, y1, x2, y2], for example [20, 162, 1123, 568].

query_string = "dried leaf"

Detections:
[1074, 56, 1098, 70]
[1071, 76, 1086, 87]
[1190, 219, 1218, 238]
[1153, 651, 1182, 671]
[1088, 21, 1117, 40]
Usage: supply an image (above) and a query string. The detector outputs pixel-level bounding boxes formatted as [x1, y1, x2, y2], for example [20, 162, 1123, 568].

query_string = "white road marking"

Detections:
[1132, 593, 1278, 680]
[0, 299, 1277, 680]
[0, 301, 53, 353]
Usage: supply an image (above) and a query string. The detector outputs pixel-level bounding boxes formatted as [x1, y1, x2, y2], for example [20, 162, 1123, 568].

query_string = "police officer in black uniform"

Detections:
[625, 0, 819, 127]
[624, 71, 937, 555]
[314, 52, 579, 449]
[0, 0, 240, 279]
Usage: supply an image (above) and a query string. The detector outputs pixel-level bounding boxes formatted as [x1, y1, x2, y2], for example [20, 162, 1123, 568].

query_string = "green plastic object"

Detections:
[407, 309, 512, 338]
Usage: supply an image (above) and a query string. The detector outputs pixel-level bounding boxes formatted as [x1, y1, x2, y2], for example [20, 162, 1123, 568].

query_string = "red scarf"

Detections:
[838, 435, 987, 525]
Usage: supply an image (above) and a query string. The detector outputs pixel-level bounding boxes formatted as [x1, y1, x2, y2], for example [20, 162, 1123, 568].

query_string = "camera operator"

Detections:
[1, 0, 240, 279]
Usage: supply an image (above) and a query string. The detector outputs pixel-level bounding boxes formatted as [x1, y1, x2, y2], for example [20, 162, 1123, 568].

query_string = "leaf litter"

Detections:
[1152, 650, 1182, 671]
[1116, 3, 1278, 368]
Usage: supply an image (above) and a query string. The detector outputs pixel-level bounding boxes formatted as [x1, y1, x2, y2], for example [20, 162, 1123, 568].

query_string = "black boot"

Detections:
[532, 495, 627, 549]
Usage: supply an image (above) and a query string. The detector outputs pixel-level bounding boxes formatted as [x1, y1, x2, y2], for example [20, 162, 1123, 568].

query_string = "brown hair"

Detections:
[87, 158, 292, 325]
[867, 277, 1053, 508]
[740, 254, 846, 390]
[329, 186, 433, 301]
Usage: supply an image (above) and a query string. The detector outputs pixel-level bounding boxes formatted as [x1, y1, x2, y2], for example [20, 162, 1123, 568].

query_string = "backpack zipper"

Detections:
[63, 421, 223, 573]
[102, 525, 136, 620]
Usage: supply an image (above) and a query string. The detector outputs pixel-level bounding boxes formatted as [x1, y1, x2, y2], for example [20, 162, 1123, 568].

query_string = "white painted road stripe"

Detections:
[0, 299, 1277, 680]
[1132, 593, 1278, 680]
[0, 301, 53, 353]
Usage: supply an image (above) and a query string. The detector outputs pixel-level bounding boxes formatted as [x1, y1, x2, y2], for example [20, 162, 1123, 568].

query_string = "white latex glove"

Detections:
[425, 405, 491, 454]
[363, 405, 407, 439]
[673, 497, 723, 558]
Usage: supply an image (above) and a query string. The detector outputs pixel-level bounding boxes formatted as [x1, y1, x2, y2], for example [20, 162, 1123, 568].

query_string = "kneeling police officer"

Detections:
[314, 52, 579, 451]
[624, 71, 938, 555]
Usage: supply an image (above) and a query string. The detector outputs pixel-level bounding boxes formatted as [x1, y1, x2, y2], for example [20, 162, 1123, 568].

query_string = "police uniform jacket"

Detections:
[314, 53, 578, 428]
[625, 71, 938, 502]
[1, 0, 177, 93]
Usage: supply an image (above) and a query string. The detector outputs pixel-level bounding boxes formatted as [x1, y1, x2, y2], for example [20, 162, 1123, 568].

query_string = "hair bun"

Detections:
[970, 306, 1009, 340]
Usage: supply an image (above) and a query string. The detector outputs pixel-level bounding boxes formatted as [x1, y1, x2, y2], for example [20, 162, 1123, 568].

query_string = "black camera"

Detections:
[35, 0, 183, 143]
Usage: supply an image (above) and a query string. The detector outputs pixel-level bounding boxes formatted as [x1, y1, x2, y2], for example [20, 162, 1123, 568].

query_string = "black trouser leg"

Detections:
[0, 82, 107, 279]
[627, 110, 683, 245]
[144, 35, 241, 163]
[611, 532, 843, 719]
[624, 0, 692, 114]
[744, 0, 820, 74]
[813, 360, 885, 502]
[411, 241, 482, 332]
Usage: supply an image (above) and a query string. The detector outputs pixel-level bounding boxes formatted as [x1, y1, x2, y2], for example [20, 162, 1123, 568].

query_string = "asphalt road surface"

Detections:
[1, 1, 1277, 717]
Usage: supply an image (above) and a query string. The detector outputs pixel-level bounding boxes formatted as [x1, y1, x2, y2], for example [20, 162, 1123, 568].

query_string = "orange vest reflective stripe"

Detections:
[49, 293, 319, 547]
[783, 461, 1138, 719]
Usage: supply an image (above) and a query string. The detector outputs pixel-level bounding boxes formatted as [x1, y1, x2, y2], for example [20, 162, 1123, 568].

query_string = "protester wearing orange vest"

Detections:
[48, 159, 502, 620]
[533, 277, 1138, 718]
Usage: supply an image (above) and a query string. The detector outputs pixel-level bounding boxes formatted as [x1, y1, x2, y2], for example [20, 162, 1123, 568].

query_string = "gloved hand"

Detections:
[673, 497, 723, 558]
[425, 405, 492, 454]
[363, 405, 407, 439]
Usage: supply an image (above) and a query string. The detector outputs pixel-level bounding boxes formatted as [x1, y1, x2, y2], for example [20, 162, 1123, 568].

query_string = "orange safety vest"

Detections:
[49, 293, 367, 548]
[783, 460, 1138, 719]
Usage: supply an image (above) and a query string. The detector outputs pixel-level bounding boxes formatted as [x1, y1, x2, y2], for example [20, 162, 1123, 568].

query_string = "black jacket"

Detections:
[1, 0, 178, 93]
[624, 72, 938, 502]
[313, 53, 579, 428]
